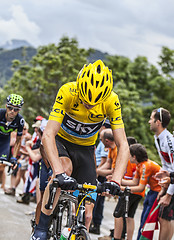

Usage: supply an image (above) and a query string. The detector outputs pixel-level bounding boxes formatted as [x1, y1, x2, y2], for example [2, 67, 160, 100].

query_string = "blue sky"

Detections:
[0, 0, 174, 65]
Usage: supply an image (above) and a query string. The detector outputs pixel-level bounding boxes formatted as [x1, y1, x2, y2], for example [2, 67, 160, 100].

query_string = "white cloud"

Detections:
[0, 5, 41, 46]
[0, 0, 174, 65]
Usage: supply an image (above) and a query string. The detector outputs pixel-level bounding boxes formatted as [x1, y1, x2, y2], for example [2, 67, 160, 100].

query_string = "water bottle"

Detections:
[60, 227, 71, 240]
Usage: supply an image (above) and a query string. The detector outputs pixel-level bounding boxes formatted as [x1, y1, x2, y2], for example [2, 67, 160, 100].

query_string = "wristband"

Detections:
[110, 180, 120, 187]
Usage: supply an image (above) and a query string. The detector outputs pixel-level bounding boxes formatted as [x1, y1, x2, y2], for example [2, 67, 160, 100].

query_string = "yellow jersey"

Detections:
[49, 82, 124, 146]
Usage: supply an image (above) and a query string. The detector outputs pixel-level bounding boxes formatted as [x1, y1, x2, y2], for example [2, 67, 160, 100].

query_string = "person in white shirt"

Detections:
[149, 107, 174, 240]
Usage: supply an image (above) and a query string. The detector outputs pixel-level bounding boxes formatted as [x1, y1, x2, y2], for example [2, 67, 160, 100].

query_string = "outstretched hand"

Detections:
[154, 170, 170, 180]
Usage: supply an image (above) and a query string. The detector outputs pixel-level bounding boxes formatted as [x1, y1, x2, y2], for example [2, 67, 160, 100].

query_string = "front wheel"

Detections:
[73, 228, 91, 240]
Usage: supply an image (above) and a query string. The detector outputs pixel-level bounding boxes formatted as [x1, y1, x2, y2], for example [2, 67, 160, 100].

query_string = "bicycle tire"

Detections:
[74, 228, 91, 240]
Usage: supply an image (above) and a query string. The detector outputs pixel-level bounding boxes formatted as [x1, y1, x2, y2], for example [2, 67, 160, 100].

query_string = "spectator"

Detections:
[114, 137, 145, 240]
[121, 143, 161, 240]
[96, 128, 117, 178]
[149, 108, 174, 240]
[15, 122, 32, 191]
[16, 120, 42, 204]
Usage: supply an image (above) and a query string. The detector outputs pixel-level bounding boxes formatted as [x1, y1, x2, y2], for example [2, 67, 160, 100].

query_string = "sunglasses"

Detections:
[157, 107, 163, 123]
[23, 128, 27, 130]
[7, 105, 20, 112]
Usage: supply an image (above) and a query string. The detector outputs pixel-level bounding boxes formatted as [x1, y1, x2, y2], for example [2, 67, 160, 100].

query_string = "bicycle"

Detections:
[45, 178, 130, 240]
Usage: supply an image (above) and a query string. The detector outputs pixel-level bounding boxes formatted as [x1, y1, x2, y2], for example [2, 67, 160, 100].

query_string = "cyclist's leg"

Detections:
[31, 137, 73, 239]
[55, 136, 97, 231]
[0, 164, 6, 190]
[71, 144, 96, 230]
[41, 156, 72, 215]
[85, 202, 95, 231]
[0, 140, 11, 191]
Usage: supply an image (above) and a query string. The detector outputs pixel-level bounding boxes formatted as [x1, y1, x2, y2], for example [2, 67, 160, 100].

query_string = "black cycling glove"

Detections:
[10, 156, 17, 165]
[102, 181, 121, 196]
[55, 173, 77, 190]
[10, 156, 18, 169]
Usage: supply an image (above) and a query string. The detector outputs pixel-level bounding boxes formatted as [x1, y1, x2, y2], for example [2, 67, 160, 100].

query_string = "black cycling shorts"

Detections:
[55, 135, 97, 185]
[0, 137, 10, 161]
[159, 194, 174, 221]
[115, 193, 142, 218]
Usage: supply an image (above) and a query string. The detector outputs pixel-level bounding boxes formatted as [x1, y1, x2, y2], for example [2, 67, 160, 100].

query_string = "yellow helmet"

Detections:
[77, 60, 113, 105]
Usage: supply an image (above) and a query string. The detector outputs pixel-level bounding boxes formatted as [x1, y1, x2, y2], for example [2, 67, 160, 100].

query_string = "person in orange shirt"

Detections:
[96, 128, 117, 177]
[114, 137, 145, 240]
[121, 143, 161, 240]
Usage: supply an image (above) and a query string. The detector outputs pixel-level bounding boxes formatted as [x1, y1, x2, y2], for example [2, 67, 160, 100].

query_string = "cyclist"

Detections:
[31, 60, 129, 240]
[0, 94, 25, 193]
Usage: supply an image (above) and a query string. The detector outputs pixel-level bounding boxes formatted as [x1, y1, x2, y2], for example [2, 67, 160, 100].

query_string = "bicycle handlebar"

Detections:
[45, 181, 98, 210]
[45, 178, 130, 213]
[0, 160, 13, 167]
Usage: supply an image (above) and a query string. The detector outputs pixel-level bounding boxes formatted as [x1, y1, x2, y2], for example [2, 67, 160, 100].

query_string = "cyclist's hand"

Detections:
[55, 173, 77, 190]
[102, 180, 121, 196]
[10, 157, 17, 169]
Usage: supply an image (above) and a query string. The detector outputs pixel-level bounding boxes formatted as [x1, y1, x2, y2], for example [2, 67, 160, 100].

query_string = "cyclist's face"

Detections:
[82, 102, 96, 109]
[6, 104, 20, 121]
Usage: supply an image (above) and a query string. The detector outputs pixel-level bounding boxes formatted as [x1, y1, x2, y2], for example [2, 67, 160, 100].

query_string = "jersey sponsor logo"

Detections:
[61, 113, 104, 138]
[88, 113, 107, 122]
[141, 164, 146, 180]
[0, 126, 14, 134]
[56, 95, 63, 105]
[69, 87, 77, 96]
[20, 118, 25, 126]
[71, 103, 79, 111]
[110, 116, 122, 124]
[114, 101, 121, 110]
[159, 136, 174, 163]
[52, 108, 64, 116]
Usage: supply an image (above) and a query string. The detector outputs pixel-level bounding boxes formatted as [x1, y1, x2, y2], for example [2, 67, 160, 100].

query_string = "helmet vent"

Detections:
[95, 92, 102, 103]
[88, 89, 92, 102]
[103, 86, 108, 98]
[91, 74, 94, 86]
[106, 74, 109, 81]
[96, 81, 99, 88]
[85, 81, 87, 93]
[82, 71, 86, 78]
[81, 83, 85, 96]
[100, 76, 105, 87]
[97, 65, 101, 73]
[87, 70, 90, 77]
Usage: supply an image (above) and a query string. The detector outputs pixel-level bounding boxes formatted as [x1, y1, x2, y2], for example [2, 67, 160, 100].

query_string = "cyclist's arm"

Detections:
[111, 128, 129, 184]
[42, 120, 64, 175]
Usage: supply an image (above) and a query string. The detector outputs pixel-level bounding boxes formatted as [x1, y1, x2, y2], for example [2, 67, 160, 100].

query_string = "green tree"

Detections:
[4, 36, 90, 126]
